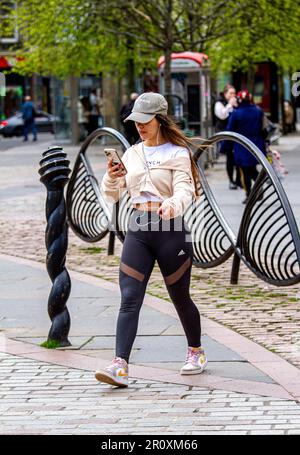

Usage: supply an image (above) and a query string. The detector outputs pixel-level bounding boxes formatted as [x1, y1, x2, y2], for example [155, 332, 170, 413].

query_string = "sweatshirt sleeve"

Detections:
[161, 165, 195, 218]
[100, 172, 127, 203]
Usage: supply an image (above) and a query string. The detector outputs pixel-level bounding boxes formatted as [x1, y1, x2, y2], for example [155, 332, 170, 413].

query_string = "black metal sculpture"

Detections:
[66, 128, 300, 287]
[39, 146, 72, 346]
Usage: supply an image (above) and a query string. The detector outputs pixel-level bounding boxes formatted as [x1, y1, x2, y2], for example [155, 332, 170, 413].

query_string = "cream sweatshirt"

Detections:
[100, 141, 196, 218]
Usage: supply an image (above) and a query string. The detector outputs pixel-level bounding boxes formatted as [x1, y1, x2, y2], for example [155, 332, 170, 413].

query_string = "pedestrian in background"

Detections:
[120, 92, 140, 144]
[78, 97, 89, 141]
[22, 95, 37, 142]
[226, 89, 266, 204]
[284, 100, 295, 133]
[214, 84, 241, 189]
[87, 88, 101, 135]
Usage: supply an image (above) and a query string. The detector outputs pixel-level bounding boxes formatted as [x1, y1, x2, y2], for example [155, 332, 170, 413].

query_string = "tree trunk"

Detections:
[164, 47, 172, 95]
[116, 73, 122, 130]
[69, 76, 79, 145]
[126, 37, 135, 94]
[164, 0, 173, 113]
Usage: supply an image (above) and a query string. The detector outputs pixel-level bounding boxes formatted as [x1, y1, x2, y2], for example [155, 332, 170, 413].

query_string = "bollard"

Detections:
[39, 146, 72, 347]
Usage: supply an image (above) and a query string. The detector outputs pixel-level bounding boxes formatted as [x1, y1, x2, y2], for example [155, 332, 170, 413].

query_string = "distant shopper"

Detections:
[78, 97, 89, 140]
[120, 93, 140, 144]
[214, 84, 241, 189]
[226, 89, 266, 203]
[87, 89, 100, 135]
[284, 100, 295, 133]
[22, 95, 37, 142]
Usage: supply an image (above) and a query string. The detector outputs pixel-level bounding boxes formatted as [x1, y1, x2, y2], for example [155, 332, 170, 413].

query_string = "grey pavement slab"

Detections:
[0, 257, 277, 385]
[137, 362, 275, 384]
[13, 336, 93, 350]
[12, 335, 275, 383]
[53, 333, 244, 361]
[0, 258, 194, 337]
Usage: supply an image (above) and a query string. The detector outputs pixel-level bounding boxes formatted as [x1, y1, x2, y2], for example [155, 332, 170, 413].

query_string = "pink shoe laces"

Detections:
[185, 347, 203, 365]
[112, 357, 128, 368]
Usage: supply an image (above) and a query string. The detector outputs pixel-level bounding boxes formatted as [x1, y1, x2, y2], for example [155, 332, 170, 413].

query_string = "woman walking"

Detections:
[96, 92, 207, 388]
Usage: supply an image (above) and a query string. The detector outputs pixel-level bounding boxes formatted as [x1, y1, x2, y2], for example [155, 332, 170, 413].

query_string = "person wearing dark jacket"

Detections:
[226, 89, 265, 203]
[214, 84, 241, 189]
[22, 95, 37, 142]
[120, 93, 140, 144]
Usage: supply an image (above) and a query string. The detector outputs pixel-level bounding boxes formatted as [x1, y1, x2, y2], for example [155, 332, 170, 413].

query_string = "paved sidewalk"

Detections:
[1, 254, 300, 434]
[0, 132, 300, 434]
[0, 133, 299, 369]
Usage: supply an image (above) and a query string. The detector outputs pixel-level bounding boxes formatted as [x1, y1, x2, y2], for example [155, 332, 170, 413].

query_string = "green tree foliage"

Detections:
[0, 1, 18, 42]
[209, 0, 300, 74]
[10, 0, 238, 92]
[5, 0, 300, 83]
[10, 0, 147, 77]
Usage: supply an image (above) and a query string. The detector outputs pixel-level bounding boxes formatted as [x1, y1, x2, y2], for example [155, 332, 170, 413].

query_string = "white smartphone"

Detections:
[104, 148, 127, 175]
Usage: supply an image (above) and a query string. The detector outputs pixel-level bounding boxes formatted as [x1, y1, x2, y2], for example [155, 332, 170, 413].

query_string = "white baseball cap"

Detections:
[124, 92, 168, 123]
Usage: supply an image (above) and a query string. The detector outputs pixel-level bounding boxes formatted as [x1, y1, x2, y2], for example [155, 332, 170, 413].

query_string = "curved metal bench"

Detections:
[66, 128, 130, 247]
[66, 128, 300, 287]
[199, 132, 300, 286]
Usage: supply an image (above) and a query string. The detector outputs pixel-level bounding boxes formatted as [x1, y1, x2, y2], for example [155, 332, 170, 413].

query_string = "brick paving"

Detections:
[0, 352, 300, 435]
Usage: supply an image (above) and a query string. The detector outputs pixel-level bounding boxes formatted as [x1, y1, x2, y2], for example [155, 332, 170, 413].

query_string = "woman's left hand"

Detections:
[157, 204, 175, 220]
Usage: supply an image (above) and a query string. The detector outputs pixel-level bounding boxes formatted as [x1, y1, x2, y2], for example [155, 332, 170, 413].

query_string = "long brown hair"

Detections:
[156, 114, 202, 198]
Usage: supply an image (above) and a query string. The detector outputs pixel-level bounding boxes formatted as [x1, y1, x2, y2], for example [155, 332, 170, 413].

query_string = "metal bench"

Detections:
[67, 127, 300, 287]
[40, 127, 300, 346]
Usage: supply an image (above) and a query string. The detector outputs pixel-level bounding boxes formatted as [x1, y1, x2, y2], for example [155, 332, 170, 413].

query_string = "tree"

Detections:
[9, 0, 131, 78]
[209, 0, 300, 76]
[98, 0, 239, 96]
[208, 0, 300, 129]
[10, 1, 239, 92]
[7, 1, 300, 105]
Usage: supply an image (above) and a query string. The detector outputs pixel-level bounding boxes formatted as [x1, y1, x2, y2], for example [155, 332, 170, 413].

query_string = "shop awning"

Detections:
[0, 57, 12, 69]
[157, 52, 209, 70]
[0, 55, 24, 69]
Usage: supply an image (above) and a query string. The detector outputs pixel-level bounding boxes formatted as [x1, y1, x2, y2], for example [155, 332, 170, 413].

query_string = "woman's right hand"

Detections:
[107, 158, 125, 180]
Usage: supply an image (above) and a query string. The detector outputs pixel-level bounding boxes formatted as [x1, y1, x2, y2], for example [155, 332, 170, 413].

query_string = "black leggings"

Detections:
[115, 209, 201, 363]
[227, 149, 241, 186]
[240, 166, 259, 196]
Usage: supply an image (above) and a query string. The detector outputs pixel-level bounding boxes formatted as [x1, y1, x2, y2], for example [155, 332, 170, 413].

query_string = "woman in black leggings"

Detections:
[95, 92, 207, 388]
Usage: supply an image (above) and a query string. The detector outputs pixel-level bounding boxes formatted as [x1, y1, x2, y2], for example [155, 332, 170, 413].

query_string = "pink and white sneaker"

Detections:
[95, 357, 129, 387]
[180, 346, 207, 375]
